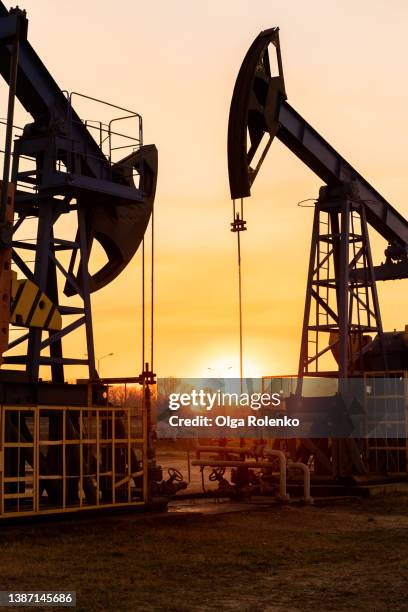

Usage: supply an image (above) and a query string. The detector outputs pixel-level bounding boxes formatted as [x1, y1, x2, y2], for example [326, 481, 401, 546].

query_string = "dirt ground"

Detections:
[0, 492, 407, 612]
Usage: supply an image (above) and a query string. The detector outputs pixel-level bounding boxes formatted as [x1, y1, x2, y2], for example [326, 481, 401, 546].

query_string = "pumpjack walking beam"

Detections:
[228, 28, 408, 253]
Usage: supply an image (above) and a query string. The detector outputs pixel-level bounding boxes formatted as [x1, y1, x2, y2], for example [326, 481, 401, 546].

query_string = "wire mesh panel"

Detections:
[261, 374, 408, 477]
[0, 404, 147, 518]
[364, 373, 408, 475]
[1, 407, 36, 514]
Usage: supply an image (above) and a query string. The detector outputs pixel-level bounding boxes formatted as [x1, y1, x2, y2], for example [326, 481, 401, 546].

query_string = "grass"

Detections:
[0, 494, 407, 611]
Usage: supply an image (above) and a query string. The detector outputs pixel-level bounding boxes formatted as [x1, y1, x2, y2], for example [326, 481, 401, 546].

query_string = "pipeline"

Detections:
[288, 460, 313, 504]
[192, 444, 312, 503]
[263, 449, 289, 501]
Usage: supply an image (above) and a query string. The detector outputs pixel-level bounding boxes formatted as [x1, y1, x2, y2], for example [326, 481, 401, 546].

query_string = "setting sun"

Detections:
[201, 354, 264, 378]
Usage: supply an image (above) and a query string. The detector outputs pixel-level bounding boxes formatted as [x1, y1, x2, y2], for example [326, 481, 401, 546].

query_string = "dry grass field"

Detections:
[0, 493, 407, 611]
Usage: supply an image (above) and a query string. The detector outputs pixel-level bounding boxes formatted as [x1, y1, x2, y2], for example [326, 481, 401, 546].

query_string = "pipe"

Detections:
[263, 449, 289, 501]
[195, 445, 250, 458]
[191, 459, 277, 468]
[288, 460, 313, 504]
[187, 450, 191, 484]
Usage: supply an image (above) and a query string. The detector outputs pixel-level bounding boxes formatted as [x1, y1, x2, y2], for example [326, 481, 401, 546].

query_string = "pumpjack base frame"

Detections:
[0, 379, 155, 520]
[0, 375, 105, 405]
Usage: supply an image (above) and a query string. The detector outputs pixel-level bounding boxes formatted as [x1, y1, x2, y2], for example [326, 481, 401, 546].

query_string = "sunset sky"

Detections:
[3, 0, 408, 379]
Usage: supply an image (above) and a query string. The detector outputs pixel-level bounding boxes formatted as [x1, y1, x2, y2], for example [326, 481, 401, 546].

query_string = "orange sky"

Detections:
[2, 0, 408, 379]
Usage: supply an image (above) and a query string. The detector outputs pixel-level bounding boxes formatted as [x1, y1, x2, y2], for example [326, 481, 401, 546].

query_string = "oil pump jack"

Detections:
[228, 28, 408, 482]
[0, 5, 157, 385]
[0, 3, 180, 518]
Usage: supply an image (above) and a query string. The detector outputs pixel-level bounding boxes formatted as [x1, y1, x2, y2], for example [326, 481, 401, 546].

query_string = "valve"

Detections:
[153, 467, 187, 498]
[208, 467, 234, 494]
